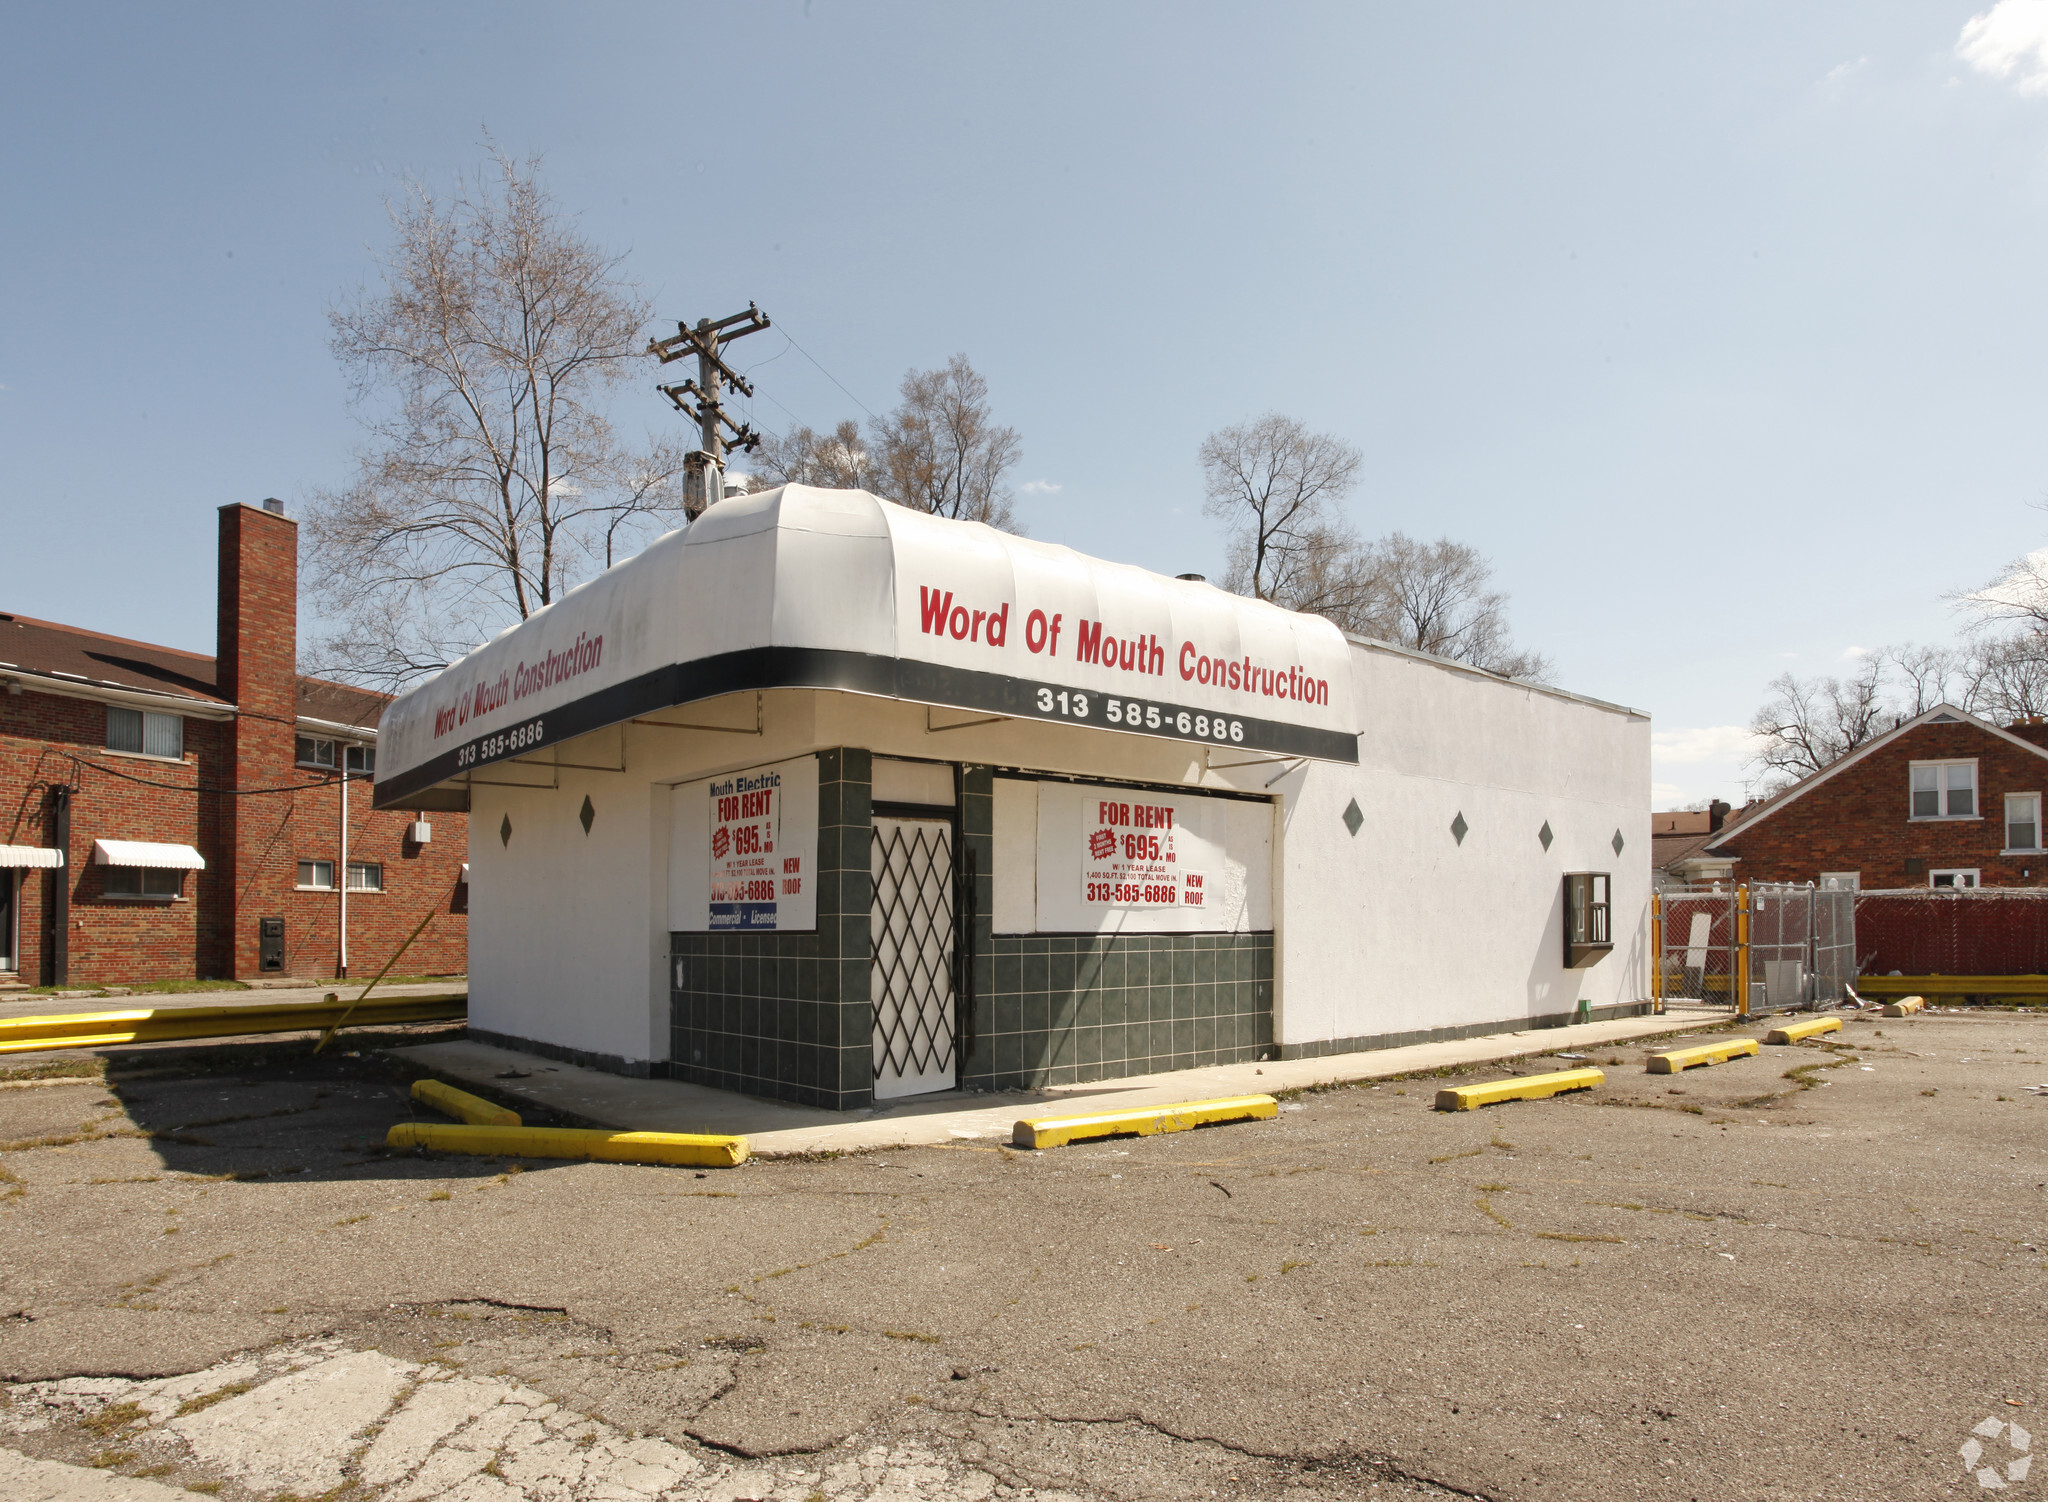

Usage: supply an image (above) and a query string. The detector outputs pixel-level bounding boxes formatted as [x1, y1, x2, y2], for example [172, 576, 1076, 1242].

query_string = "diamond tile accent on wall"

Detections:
[499, 813, 513, 847]
[1342, 798, 1364, 837]
[1612, 828, 1626, 856]
[1538, 820, 1553, 851]
[1450, 811, 1469, 846]
[579, 795, 596, 835]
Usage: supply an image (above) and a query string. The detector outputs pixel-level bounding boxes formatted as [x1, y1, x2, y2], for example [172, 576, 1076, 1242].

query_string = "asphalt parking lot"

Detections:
[0, 1011, 2042, 1501]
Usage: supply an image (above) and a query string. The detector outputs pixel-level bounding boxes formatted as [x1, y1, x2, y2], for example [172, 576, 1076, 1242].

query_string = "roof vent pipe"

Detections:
[262, 498, 284, 515]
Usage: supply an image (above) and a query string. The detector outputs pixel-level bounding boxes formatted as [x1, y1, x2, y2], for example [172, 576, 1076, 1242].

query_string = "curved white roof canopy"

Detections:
[373, 486, 1358, 806]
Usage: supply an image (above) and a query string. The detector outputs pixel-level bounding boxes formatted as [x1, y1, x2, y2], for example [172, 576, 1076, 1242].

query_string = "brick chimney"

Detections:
[216, 501, 300, 977]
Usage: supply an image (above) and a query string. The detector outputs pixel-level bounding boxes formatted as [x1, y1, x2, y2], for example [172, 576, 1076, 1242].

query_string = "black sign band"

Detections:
[373, 646, 1358, 808]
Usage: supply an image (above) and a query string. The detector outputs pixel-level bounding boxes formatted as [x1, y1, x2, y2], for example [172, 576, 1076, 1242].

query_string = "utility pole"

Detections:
[648, 303, 771, 520]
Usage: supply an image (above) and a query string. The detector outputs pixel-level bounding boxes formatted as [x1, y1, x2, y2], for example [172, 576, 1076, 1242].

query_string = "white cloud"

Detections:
[1962, 544, 2048, 612]
[1021, 479, 1062, 494]
[1651, 726, 1762, 765]
[1842, 644, 1871, 659]
[1819, 56, 1869, 93]
[1959, 0, 2048, 94]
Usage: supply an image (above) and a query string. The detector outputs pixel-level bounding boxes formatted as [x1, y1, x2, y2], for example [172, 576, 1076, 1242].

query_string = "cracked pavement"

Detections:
[0, 1012, 2041, 1499]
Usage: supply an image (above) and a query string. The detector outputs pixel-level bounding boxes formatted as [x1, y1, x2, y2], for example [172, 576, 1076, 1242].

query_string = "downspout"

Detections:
[45, 786, 69, 987]
[338, 763, 349, 980]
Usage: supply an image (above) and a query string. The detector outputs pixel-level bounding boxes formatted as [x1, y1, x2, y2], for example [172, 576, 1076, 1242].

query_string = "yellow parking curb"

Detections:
[1434, 1067, 1604, 1111]
[0, 994, 465, 1054]
[411, 1079, 521, 1127]
[1647, 1038, 1760, 1074]
[1881, 996, 1926, 1017]
[386, 1122, 748, 1168]
[1012, 1094, 1278, 1149]
[1765, 1016, 1843, 1044]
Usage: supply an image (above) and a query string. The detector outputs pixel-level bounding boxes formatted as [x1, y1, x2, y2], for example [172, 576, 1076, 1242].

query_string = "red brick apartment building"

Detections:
[1704, 703, 2048, 890]
[0, 501, 467, 988]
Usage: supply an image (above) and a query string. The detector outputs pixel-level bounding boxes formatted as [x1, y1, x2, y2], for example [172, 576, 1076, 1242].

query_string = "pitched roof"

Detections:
[0, 611, 226, 704]
[1652, 828, 1723, 869]
[1708, 702, 2048, 849]
[0, 610, 389, 731]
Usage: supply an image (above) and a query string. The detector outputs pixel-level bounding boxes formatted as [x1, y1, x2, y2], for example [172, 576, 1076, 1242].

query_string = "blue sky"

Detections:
[9, 2, 2048, 807]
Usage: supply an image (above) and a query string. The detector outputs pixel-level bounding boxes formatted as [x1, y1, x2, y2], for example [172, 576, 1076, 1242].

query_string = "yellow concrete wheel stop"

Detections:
[1647, 1038, 1760, 1074]
[1434, 1067, 1604, 1111]
[386, 1122, 748, 1168]
[1882, 996, 1926, 1017]
[1012, 1094, 1278, 1149]
[411, 1078, 521, 1126]
[1765, 1016, 1843, 1044]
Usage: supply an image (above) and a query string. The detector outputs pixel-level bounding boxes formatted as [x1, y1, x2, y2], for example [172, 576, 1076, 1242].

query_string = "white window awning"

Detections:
[92, 840, 206, 870]
[0, 845, 63, 869]
[460, 863, 470, 880]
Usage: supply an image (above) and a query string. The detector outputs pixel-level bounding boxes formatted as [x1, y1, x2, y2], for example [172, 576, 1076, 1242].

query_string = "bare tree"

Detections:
[1964, 636, 2048, 723]
[1955, 544, 2048, 637]
[304, 148, 677, 686]
[1200, 414, 1364, 605]
[868, 355, 1022, 530]
[1883, 642, 1964, 716]
[1747, 660, 1890, 786]
[752, 419, 878, 491]
[1354, 533, 1552, 680]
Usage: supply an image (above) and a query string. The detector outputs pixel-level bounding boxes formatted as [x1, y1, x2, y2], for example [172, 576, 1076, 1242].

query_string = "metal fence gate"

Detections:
[1749, 882, 1856, 1012]
[1652, 883, 1856, 1015]
[870, 815, 957, 1100]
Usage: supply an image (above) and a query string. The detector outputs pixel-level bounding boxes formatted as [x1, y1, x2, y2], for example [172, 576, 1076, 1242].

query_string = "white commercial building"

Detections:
[375, 486, 1650, 1108]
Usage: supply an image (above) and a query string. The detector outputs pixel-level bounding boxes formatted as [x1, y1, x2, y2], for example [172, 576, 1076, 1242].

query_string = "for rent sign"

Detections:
[1033, 780, 1273, 935]
[1083, 798, 1208, 914]
[709, 767, 798, 930]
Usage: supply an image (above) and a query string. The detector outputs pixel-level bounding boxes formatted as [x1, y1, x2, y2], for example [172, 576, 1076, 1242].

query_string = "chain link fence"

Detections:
[1653, 882, 1856, 1014]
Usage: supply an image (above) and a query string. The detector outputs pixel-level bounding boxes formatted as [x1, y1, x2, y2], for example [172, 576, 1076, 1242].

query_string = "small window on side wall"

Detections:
[1562, 871, 1613, 968]
[295, 737, 337, 769]
[1910, 760, 1976, 819]
[345, 862, 383, 892]
[107, 706, 183, 759]
[104, 867, 182, 899]
[296, 859, 334, 890]
[2008, 794, 2042, 852]
[1930, 868, 1980, 889]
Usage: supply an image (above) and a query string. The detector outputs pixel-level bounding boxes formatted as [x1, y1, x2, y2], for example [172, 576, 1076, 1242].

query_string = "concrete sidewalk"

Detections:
[388, 1004, 1728, 1156]
[0, 981, 466, 1023]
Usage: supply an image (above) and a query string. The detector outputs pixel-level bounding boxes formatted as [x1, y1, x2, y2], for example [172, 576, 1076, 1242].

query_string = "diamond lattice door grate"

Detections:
[870, 818, 957, 1099]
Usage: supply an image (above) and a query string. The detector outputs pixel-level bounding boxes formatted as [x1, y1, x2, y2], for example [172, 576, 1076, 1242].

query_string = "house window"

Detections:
[345, 862, 384, 892]
[107, 706, 184, 760]
[295, 737, 337, 769]
[1930, 868, 1980, 889]
[104, 867, 183, 899]
[1819, 871, 1861, 891]
[296, 859, 335, 890]
[345, 745, 376, 777]
[1910, 760, 1977, 819]
[2008, 794, 2043, 853]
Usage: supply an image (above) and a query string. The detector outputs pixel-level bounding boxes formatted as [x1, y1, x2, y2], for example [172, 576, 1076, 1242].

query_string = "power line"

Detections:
[773, 324, 881, 422]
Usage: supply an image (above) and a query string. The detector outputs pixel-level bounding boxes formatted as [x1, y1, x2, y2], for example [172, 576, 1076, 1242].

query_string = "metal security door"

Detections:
[871, 816, 956, 1100]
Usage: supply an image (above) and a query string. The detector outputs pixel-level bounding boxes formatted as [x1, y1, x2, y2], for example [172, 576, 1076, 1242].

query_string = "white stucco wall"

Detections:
[1273, 644, 1650, 1046]
[459, 640, 1649, 1069]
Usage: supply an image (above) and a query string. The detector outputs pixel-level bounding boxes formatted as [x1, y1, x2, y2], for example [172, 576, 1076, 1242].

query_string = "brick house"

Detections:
[0, 501, 467, 988]
[1703, 703, 2048, 890]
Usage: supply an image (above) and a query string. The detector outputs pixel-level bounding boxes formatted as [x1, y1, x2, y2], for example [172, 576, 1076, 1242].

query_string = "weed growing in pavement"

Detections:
[428, 1190, 451, 1201]
[87, 1450, 135, 1468]
[79, 1401, 144, 1437]
[1536, 1232, 1625, 1244]
[1475, 1198, 1512, 1228]
[176, 1383, 252, 1417]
